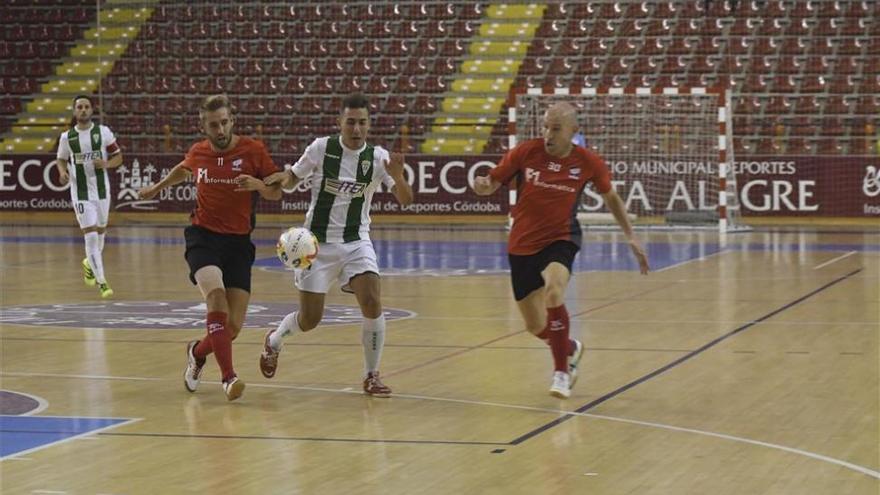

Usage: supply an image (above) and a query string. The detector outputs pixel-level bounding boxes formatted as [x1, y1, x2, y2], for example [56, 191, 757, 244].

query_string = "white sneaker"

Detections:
[223, 376, 245, 401]
[568, 339, 584, 387]
[549, 371, 571, 399]
[183, 340, 205, 392]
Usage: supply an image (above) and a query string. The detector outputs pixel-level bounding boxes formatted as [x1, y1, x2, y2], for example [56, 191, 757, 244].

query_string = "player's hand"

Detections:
[472, 175, 494, 196]
[93, 158, 107, 169]
[385, 152, 405, 180]
[264, 171, 291, 188]
[629, 240, 650, 274]
[138, 185, 158, 200]
[57, 167, 69, 185]
[235, 174, 264, 192]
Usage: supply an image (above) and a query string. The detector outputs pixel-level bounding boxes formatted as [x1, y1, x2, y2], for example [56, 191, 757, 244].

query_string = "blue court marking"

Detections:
[3, 234, 877, 274]
[0, 415, 136, 459]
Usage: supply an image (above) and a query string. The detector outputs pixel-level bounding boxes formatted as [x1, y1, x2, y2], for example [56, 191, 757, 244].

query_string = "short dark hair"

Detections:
[72, 94, 94, 109]
[341, 93, 369, 113]
[199, 94, 234, 122]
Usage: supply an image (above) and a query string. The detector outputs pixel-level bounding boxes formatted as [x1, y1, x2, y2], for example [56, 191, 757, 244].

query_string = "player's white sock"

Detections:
[269, 311, 301, 350]
[84, 232, 106, 284]
[362, 314, 386, 375]
[98, 232, 105, 252]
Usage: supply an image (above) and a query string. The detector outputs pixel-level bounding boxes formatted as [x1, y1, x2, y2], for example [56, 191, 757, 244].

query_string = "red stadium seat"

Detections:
[377, 58, 400, 76]
[794, 96, 821, 114]
[366, 75, 391, 93]
[528, 39, 553, 56]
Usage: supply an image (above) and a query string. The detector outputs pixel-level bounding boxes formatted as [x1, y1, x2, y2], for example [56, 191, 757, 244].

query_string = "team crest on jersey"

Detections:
[324, 178, 368, 197]
[360, 159, 371, 175]
[93, 133, 100, 145]
[569, 167, 581, 179]
[232, 158, 243, 171]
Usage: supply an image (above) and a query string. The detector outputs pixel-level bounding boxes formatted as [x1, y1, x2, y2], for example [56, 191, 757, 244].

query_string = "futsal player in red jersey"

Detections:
[138, 95, 282, 401]
[473, 102, 650, 398]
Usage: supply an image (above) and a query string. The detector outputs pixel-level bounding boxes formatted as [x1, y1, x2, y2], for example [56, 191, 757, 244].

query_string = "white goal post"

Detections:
[510, 86, 744, 232]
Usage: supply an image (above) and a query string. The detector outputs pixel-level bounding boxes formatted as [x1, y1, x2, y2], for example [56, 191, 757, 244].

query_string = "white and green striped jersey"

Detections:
[291, 135, 395, 243]
[56, 123, 120, 202]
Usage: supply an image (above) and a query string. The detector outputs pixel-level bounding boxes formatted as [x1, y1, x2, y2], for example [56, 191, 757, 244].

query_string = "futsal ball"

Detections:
[276, 227, 318, 269]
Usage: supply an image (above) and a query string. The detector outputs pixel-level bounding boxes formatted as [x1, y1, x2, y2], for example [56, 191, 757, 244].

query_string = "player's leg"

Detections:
[342, 240, 390, 397]
[261, 243, 338, 379]
[93, 198, 112, 297]
[515, 287, 548, 336]
[541, 261, 573, 376]
[510, 243, 580, 398]
[182, 226, 240, 399]
[75, 200, 109, 295]
[348, 272, 391, 397]
[225, 288, 249, 341]
[539, 242, 582, 397]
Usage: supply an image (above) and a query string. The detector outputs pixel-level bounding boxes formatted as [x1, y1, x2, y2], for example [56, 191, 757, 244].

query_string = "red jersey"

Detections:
[182, 136, 279, 235]
[490, 138, 613, 255]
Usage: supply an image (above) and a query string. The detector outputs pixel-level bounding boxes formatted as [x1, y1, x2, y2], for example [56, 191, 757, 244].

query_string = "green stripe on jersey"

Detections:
[310, 136, 343, 242]
[67, 128, 88, 200]
[343, 145, 374, 242]
[91, 125, 106, 199]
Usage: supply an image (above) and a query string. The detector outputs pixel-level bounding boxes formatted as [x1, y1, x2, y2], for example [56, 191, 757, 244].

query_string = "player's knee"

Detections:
[544, 284, 566, 306]
[204, 288, 227, 311]
[359, 296, 382, 319]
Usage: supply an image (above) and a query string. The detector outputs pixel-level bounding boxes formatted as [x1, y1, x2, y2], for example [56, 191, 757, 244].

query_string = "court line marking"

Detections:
[813, 251, 857, 270]
[1, 371, 876, 479]
[0, 389, 49, 416]
[569, 281, 682, 318]
[99, 431, 507, 447]
[0, 416, 142, 461]
[508, 268, 866, 444]
[653, 249, 729, 273]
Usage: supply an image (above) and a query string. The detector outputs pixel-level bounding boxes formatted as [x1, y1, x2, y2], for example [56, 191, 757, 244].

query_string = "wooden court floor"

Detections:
[1, 223, 878, 494]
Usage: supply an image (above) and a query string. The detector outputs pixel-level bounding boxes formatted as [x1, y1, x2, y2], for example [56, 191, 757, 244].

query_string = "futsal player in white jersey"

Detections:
[261, 93, 413, 397]
[55, 95, 123, 298]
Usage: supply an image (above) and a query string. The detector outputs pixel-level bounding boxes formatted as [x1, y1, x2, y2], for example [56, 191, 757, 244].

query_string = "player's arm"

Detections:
[472, 144, 522, 196]
[472, 176, 501, 196]
[235, 174, 282, 200]
[94, 128, 123, 169]
[263, 167, 299, 189]
[265, 139, 322, 190]
[138, 160, 190, 200]
[386, 151, 413, 205]
[54, 158, 69, 185]
[94, 152, 123, 170]
[602, 189, 650, 274]
[55, 136, 70, 184]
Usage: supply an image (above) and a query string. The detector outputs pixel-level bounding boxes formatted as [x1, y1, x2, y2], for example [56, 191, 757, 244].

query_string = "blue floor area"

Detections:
[0, 415, 133, 458]
[3, 233, 878, 274]
[259, 240, 726, 273]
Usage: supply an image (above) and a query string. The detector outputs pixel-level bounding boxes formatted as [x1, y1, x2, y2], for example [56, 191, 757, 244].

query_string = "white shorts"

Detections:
[295, 239, 379, 294]
[74, 199, 110, 229]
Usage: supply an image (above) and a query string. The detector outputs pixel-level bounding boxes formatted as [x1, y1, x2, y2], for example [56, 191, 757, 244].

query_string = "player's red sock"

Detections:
[546, 305, 570, 372]
[206, 311, 235, 382]
[536, 324, 577, 356]
[194, 337, 213, 359]
[536, 325, 550, 342]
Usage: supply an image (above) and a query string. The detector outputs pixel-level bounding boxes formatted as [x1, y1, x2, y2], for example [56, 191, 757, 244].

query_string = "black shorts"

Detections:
[184, 225, 256, 293]
[508, 241, 579, 301]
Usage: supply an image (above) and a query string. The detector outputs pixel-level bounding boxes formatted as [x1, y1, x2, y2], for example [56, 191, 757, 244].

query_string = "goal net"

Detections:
[513, 87, 744, 232]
